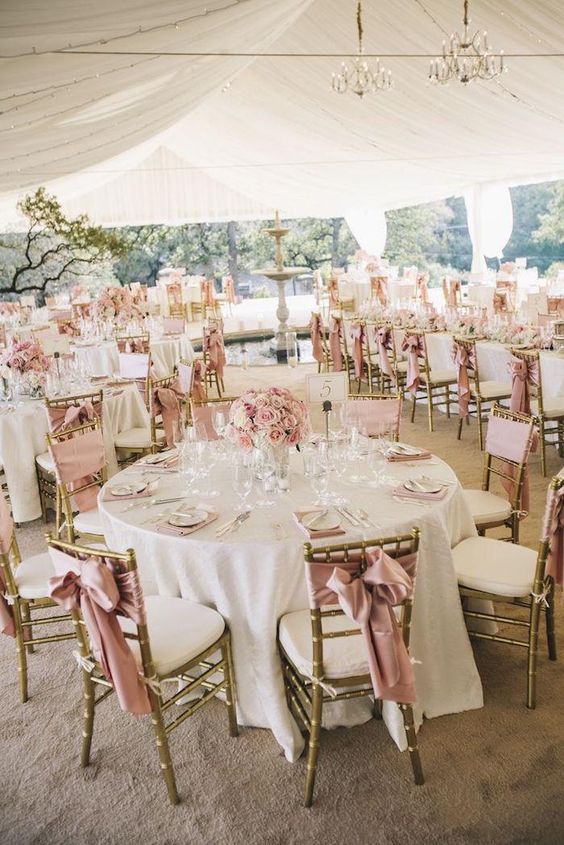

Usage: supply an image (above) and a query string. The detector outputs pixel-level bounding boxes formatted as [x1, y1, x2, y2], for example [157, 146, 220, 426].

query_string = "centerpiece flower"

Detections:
[226, 387, 310, 453]
[91, 286, 141, 325]
[1, 340, 51, 397]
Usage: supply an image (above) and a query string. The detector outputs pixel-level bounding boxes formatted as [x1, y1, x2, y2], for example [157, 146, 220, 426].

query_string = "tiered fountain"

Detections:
[253, 211, 308, 361]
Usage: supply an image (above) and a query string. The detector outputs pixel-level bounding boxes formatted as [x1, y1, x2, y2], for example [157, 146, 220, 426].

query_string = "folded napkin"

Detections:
[392, 483, 447, 502]
[102, 480, 158, 502]
[155, 506, 218, 536]
[293, 508, 347, 540]
[137, 453, 179, 471]
[386, 447, 431, 462]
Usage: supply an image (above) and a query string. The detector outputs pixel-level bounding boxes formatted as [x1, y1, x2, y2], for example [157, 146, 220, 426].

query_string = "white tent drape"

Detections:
[1, 1, 564, 227]
[345, 209, 387, 257]
[465, 184, 514, 272]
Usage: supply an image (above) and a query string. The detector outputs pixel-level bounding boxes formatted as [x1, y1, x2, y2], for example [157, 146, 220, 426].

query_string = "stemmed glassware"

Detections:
[254, 449, 276, 507]
[232, 461, 254, 513]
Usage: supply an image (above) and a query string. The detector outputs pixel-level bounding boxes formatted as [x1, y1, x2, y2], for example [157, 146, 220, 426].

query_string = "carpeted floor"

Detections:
[1, 363, 563, 845]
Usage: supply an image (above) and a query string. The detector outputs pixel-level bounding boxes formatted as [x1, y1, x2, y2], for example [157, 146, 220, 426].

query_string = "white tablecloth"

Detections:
[0, 385, 149, 522]
[72, 336, 194, 378]
[99, 449, 483, 762]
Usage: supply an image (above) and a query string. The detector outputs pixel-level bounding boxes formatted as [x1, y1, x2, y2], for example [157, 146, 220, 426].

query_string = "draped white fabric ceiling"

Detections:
[1, 0, 564, 227]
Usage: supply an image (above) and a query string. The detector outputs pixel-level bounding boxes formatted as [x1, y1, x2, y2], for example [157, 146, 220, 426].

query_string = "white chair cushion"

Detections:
[114, 428, 166, 449]
[35, 451, 55, 472]
[15, 552, 55, 600]
[474, 380, 512, 400]
[120, 595, 225, 676]
[420, 369, 457, 385]
[73, 507, 104, 536]
[531, 397, 564, 419]
[278, 607, 368, 680]
[452, 536, 537, 597]
[463, 489, 512, 525]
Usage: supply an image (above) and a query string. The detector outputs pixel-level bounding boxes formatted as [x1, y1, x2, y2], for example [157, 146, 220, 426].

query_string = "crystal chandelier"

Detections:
[332, 2, 392, 99]
[429, 0, 505, 85]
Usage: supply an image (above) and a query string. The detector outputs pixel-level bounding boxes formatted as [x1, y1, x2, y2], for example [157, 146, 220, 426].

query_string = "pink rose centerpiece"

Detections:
[1, 340, 51, 397]
[226, 387, 310, 455]
[92, 286, 141, 325]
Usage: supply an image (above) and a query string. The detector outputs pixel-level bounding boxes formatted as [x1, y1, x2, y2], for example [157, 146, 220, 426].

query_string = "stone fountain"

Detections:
[253, 211, 308, 360]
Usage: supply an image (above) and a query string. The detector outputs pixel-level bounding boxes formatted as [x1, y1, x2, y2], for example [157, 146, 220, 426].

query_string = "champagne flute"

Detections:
[232, 462, 253, 512]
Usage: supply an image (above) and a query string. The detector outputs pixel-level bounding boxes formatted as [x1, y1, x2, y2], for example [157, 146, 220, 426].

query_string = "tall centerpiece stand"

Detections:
[253, 211, 308, 362]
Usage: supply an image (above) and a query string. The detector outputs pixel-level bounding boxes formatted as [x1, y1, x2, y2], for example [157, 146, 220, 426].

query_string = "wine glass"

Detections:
[232, 461, 253, 512]
[310, 451, 330, 505]
[212, 409, 228, 439]
[180, 441, 201, 495]
[198, 441, 220, 498]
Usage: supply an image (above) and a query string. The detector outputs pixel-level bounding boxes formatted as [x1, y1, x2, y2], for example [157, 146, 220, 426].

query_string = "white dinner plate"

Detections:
[303, 510, 341, 531]
[143, 450, 177, 465]
[168, 509, 208, 528]
[109, 481, 147, 497]
[403, 478, 443, 494]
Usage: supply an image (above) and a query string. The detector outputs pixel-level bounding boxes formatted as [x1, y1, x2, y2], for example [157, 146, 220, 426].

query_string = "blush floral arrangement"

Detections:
[1, 340, 51, 396]
[226, 387, 310, 453]
[92, 286, 141, 324]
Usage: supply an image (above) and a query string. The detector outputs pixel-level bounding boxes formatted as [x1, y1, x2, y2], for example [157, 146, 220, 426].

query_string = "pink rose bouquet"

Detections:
[92, 286, 142, 324]
[226, 387, 310, 452]
[1, 340, 50, 376]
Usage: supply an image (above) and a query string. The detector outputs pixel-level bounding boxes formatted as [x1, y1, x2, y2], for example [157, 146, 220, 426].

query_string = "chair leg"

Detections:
[546, 583, 557, 662]
[80, 672, 95, 768]
[538, 418, 547, 477]
[14, 603, 28, 703]
[457, 416, 463, 441]
[150, 696, 179, 804]
[222, 633, 239, 738]
[20, 602, 34, 655]
[304, 683, 323, 807]
[399, 703, 424, 785]
[476, 399, 484, 451]
[445, 386, 451, 419]
[426, 385, 433, 432]
[410, 393, 416, 424]
[526, 598, 542, 709]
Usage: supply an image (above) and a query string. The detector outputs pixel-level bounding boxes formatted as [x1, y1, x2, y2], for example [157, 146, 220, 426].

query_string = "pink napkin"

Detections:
[392, 483, 447, 501]
[102, 481, 158, 502]
[293, 509, 347, 540]
[386, 448, 431, 463]
[137, 453, 179, 471]
[155, 505, 218, 536]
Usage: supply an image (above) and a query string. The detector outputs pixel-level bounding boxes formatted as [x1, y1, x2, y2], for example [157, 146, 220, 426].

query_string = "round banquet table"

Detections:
[99, 446, 484, 762]
[0, 384, 149, 523]
[72, 335, 194, 378]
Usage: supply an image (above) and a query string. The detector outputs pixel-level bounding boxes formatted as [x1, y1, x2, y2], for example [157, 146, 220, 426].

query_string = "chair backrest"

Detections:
[119, 351, 150, 380]
[509, 347, 542, 415]
[452, 335, 482, 392]
[46, 535, 154, 715]
[483, 405, 536, 506]
[302, 530, 419, 697]
[46, 390, 104, 432]
[150, 373, 182, 446]
[344, 394, 402, 439]
[116, 334, 150, 354]
[47, 419, 107, 513]
[189, 397, 235, 439]
[541, 469, 564, 587]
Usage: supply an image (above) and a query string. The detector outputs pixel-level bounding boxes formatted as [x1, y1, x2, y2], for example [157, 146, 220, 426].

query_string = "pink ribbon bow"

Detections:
[328, 277, 339, 305]
[375, 326, 395, 381]
[309, 314, 325, 364]
[224, 277, 236, 305]
[328, 318, 343, 372]
[309, 549, 417, 703]
[201, 280, 216, 307]
[401, 335, 423, 396]
[371, 276, 389, 306]
[349, 322, 365, 379]
[48, 551, 151, 715]
[205, 329, 226, 381]
[452, 342, 475, 418]
[47, 401, 97, 433]
[543, 482, 564, 587]
[192, 360, 207, 401]
[509, 356, 538, 415]
[152, 381, 182, 446]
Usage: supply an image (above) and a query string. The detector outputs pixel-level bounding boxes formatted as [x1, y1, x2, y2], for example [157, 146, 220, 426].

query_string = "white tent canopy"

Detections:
[1, 0, 564, 229]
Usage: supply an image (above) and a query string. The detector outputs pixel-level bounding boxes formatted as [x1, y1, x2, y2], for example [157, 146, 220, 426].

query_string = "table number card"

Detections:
[305, 372, 347, 405]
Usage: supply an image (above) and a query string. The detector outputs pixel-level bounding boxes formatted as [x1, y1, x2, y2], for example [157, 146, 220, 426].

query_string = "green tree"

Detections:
[532, 182, 564, 270]
[384, 201, 453, 269]
[0, 187, 128, 299]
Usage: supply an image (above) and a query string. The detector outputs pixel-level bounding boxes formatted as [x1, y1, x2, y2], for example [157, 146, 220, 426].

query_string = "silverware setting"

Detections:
[216, 511, 250, 538]
[120, 494, 186, 513]
[336, 507, 360, 526]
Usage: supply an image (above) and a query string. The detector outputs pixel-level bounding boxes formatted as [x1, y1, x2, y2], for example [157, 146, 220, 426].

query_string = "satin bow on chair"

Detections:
[309, 314, 325, 364]
[328, 318, 343, 371]
[191, 360, 208, 401]
[401, 335, 423, 396]
[205, 330, 226, 381]
[325, 549, 417, 703]
[49, 401, 97, 433]
[375, 327, 395, 381]
[543, 483, 564, 587]
[152, 382, 182, 446]
[349, 322, 365, 379]
[371, 276, 389, 306]
[509, 356, 539, 416]
[452, 342, 474, 418]
[49, 554, 151, 715]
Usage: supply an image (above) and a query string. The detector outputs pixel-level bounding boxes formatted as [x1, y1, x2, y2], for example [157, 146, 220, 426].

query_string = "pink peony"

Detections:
[286, 427, 301, 446]
[255, 406, 278, 426]
[237, 432, 253, 451]
[267, 425, 286, 446]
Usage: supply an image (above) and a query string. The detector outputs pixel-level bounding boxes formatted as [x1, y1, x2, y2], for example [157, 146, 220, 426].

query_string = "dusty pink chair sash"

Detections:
[485, 414, 536, 516]
[152, 380, 182, 446]
[509, 356, 539, 415]
[119, 352, 150, 380]
[49, 428, 106, 512]
[48, 548, 151, 715]
[306, 548, 417, 703]
[0, 490, 15, 637]
[201, 280, 216, 308]
[349, 322, 365, 379]
[328, 318, 343, 371]
[309, 314, 324, 364]
[47, 401, 98, 433]
[192, 401, 232, 440]
[345, 398, 401, 437]
[371, 276, 389, 306]
[328, 278, 339, 305]
[192, 360, 208, 401]
[542, 481, 564, 587]
[452, 342, 476, 418]
[416, 275, 429, 304]
[401, 334, 424, 395]
[205, 329, 226, 380]
[163, 318, 184, 334]
[224, 277, 236, 304]
[375, 327, 395, 381]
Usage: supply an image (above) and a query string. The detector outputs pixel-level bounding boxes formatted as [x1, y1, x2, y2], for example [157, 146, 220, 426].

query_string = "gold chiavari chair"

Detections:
[405, 331, 457, 432]
[309, 312, 332, 374]
[361, 322, 381, 392]
[375, 322, 408, 395]
[36, 389, 104, 522]
[47, 535, 238, 804]
[453, 470, 562, 709]
[336, 317, 359, 392]
[116, 333, 150, 354]
[114, 371, 178, 460]
[0, 491, 75, 703]
[166, 282, 185, 319]
[453, 336, 512, 451]
[188, 395, 237, 434]
[510, 347, 564, 477]
[344, 392, 402, 440]
[462, 405, 536, 545]
[202, 324, 225, 397]
[46, 418, 108, 544]
[278, 529, 422, 806]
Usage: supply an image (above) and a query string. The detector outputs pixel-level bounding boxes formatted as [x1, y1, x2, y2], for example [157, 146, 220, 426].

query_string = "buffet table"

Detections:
[99, 448, 483, 762]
